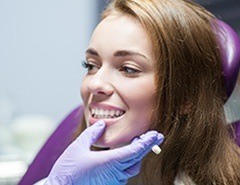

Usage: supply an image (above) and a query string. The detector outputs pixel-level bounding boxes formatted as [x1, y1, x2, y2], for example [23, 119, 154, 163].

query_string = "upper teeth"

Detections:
[91, 108, 125, 118]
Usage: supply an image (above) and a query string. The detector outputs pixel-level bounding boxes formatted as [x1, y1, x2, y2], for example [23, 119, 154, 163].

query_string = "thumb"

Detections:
[76, 120, 106, 149]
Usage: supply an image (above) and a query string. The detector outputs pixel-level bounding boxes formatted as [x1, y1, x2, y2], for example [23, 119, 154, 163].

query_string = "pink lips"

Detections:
[88, 103, 125, 126]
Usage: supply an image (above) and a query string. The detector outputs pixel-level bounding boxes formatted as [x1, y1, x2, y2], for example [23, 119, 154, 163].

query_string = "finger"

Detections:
[126, 132, 164, 162]
[123, 161, 141, 178]
[115, 161, 141, 183]
[131, 137, 139, 143]
[111, 131, 161, 163]
[76, 120, 106, 149]
[114, 161, 141, 183]
[138, 133, 164, 157]
[126, 135, 164, 164]
[118, 134, 163, 170]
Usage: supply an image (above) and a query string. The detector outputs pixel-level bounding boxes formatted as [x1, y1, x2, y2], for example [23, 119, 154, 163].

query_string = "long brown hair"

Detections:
[99, 0, 240, 184]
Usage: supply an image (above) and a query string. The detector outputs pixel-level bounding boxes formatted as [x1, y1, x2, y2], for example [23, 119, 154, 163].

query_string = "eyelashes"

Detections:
[81, 60, 88, 68]
[120, 66, 141, 76]
[81, 60, 141, 77]
[81, 61, 99, 74]
[81, 60, 94, 70]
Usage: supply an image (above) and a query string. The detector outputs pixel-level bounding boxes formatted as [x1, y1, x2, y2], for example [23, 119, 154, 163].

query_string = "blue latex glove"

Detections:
[44, 120, 164, 185]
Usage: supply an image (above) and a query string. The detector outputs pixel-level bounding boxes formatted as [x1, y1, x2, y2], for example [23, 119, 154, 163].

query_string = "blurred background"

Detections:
[0, 0, 239, 184]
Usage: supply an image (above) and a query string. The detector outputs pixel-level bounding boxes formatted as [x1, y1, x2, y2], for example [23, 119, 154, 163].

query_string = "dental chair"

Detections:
[18, 20, 240, 185]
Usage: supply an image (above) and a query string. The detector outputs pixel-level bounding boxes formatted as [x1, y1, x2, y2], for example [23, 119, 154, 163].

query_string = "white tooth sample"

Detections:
[99, 109, 104, 116]
[91, 108, 95, 115]
[110, 110, 115, 116]
[151, 145, 161, 155]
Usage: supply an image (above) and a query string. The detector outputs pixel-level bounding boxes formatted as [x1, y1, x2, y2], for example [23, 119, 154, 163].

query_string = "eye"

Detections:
[81, 61, 98, 74]
[81, 61, 92, 70]
[120, 66, 141, 77]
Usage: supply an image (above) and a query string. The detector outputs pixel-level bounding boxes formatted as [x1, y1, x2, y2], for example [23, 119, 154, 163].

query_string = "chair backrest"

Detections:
[216, 20, 240, 99]
[18, 21, 240, 185]
[18, 106, 84, 185]
[216, 20, 240, 147]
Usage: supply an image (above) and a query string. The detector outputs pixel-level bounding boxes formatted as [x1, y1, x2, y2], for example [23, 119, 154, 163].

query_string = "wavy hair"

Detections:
[100, 0, 240, 184]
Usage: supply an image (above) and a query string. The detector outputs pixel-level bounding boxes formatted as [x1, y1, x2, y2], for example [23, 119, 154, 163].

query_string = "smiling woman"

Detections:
[42, 0, 240, 185]
[81, 13, 156, 148]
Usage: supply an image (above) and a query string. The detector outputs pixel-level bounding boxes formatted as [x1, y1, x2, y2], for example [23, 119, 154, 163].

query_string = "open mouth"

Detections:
[91, 108, 125, 119]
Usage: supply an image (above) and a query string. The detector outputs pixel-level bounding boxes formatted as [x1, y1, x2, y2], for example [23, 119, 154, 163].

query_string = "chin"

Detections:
[94, 137, 117, 149]
[94, 134, 130, 149]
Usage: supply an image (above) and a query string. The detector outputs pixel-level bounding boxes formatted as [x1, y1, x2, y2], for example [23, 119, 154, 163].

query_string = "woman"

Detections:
[44, 0, 240, 184]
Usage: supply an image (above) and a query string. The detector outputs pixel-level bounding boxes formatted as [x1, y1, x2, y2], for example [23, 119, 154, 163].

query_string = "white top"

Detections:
[174, 172, 196, 185]
[34, 178, 46, 185]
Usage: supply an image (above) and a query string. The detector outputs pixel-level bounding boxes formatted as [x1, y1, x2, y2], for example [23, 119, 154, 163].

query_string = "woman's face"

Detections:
[81, 13, 156, 148]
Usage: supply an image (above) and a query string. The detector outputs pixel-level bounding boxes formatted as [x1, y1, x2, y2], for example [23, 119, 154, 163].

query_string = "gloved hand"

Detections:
[44, 120, 164, 185]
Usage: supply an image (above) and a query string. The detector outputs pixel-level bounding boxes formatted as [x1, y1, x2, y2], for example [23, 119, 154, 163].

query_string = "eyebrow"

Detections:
[85, 48, 147, 60]
[114, 50, 147, 59]
[85, 48, 99, 56]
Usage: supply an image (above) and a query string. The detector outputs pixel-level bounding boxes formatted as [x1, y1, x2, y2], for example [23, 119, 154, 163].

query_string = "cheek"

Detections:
[121, 77, 156, 126]
[122, 78, 155, 110]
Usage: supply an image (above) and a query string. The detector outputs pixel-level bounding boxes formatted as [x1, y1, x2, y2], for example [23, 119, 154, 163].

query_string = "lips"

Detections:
[91, 108, 125, 119]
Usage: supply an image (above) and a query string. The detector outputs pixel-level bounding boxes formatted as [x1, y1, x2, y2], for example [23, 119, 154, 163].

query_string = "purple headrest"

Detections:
[216, 20, 240, 99]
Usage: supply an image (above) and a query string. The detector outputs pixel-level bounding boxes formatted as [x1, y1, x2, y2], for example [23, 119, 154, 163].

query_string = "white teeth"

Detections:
[104, 110, 110, 115]
[110, 110, 115, 116]
[115, 110, 120, 116]
[91, 108, 125, 119]
[99, 109, 104, 115]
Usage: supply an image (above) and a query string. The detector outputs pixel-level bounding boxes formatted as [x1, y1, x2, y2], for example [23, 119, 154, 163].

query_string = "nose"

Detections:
[87, 67, 114, 96]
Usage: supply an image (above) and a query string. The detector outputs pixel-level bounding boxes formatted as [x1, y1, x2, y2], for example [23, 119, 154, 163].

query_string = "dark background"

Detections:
[195, 0, 240, 34]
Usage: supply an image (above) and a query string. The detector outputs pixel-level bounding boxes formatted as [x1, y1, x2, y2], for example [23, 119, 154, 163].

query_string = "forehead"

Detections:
[88, 14, 154, 59]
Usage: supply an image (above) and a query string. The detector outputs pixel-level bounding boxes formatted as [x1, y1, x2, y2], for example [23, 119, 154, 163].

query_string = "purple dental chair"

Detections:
[18, 20, 240, 185]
